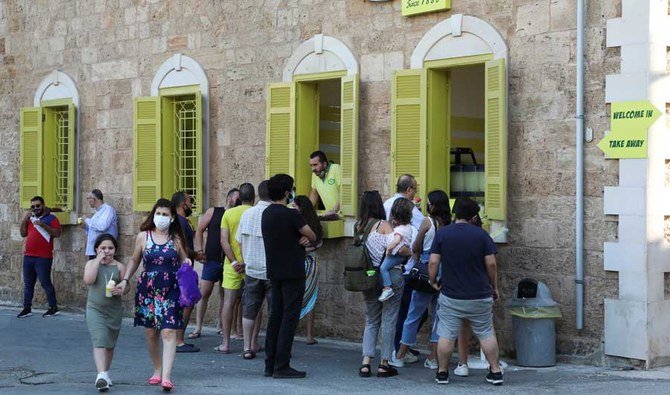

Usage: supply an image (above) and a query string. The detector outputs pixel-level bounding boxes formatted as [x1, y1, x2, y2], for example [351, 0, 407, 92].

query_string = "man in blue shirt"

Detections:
[428, 197, 503, 386]
[80, 189, 118, 260]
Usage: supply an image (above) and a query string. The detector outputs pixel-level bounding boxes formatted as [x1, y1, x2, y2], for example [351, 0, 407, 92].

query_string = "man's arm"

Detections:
[194, 207, 213, 261]
[19, 211, 31, 237]
[298, 224, 317, 243]
[220, 228, 237, 263]
[485, 254, 499, 301]
[309, 188, 319, 209]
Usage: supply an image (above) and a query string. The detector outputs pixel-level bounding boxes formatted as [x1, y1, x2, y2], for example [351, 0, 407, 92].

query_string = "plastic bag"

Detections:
[177, 263, 201, 307]
[508, 305, 562, 319]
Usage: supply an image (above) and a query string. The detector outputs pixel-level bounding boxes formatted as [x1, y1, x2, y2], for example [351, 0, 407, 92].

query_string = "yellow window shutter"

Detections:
[391, 69, 427, 208]
[133, 97, 162, 211]
[265, 83, 295, 179]
[19, 107, 43, 209]
[339, 74, 359, 217]
[65, 103, 75, 211]
[484, 58, 507, 221]
[426, 69, 451, 197]
[294, 82, 318, 196]
[194, 91, 203, 214]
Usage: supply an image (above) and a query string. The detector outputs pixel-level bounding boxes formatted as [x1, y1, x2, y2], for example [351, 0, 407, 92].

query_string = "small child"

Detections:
[378, 198, 414, 302]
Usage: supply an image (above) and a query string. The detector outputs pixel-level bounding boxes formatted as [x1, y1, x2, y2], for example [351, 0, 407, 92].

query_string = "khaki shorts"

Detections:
[436, 294, 494, 341]
[242, 275, 271, 320]
[223, 261, 245, 290]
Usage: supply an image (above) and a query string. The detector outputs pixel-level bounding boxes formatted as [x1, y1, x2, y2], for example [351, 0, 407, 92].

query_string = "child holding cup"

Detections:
[83, 233, 126, 392]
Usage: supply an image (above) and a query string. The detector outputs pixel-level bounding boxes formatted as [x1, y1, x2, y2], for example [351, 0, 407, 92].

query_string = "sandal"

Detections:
[147, 375, 161, 385]
[243, 350, 256, 360]
[213, 345, 231, 354]
[377, 364, 399, 378]
[306, 339, 318, 345]
[188, 331, 201, 339]
[359, 364, 371, 378]
[161, 380, 174, 392]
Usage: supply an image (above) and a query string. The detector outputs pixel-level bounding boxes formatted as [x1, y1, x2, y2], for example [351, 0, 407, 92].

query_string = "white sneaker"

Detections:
[388, 351, 405, 368]
[454, 363, 470, 377]
[378, 288, 394, 302]
[105, 372, 112, 386]
[424, 358, 438, 370]
[403, 352, 419, 364]
[95, 372, 109, 392]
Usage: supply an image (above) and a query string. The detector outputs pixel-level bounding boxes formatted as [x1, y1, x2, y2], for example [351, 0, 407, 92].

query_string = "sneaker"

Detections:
[486, 368, 503, 386]
[95, 372, 110, 392]
[424, 358, 438, 370]
[176, 343, 200, 353]
[454, 363, 469, 377]
[273, 366, 307, 379]
[42, 307, 59, 317]
[17, 307, 32, 318]
[378, 288, 394, 302]
[105, 373, 112, 387]
[435, 370, 449, 384]
[388, 352, 404, 368]
[403, 351, 419, 364]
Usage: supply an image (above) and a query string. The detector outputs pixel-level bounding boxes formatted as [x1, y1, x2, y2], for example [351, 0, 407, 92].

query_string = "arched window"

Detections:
[133, 53, 209, 214]
[19, 70, 80, 224]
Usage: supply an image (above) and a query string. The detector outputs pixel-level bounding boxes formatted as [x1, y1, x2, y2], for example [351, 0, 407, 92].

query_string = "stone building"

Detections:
[1, 0, 669, 367]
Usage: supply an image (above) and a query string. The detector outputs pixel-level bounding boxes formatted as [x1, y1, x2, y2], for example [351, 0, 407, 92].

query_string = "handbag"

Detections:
[405, 260, 439, 294]
[343, 220, 382, 292]
[177, 262, 202, 307]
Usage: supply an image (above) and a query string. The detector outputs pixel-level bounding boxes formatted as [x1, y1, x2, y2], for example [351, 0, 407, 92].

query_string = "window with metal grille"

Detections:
[53, 109, 70, 208]
[171, 95, 198, 211]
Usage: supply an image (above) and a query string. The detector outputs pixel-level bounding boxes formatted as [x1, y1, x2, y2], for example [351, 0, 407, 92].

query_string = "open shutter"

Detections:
[340, 74, 359, 217]
[484, 59, 507, 221]
[194, 91, 203, 214]
[426, 69, 451, 197]
[19, 107, 43, 209]
[391, 69, 427, 209]
[265, 83, 295, 179]
[134, 97, 162, 211]
[65, 103, 75, 211]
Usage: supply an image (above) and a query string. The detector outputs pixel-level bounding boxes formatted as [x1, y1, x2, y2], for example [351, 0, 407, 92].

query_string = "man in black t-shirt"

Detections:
[428, 198, 503, 386]
[262, 174, 316, 379]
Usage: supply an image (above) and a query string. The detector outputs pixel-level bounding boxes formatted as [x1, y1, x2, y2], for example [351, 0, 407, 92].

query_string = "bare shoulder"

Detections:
[377, 220, 394, 234]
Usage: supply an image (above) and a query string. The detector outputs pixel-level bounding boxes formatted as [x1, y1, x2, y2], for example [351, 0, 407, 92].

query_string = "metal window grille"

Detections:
[53, 109, 70, 208]
[172, 96, 198, 210]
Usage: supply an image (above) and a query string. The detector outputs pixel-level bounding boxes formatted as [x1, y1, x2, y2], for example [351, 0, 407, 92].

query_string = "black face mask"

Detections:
[184, 206, 193, 218]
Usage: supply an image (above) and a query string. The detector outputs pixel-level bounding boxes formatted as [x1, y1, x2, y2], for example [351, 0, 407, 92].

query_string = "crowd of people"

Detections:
[17, 150, 503, 392]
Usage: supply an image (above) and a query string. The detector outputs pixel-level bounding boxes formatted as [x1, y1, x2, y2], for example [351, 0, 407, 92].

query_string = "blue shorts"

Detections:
[201, 261, 223, 283]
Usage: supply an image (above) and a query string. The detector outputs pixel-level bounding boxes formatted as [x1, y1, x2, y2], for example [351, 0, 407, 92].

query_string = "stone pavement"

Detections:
[1, 307, 670, 394]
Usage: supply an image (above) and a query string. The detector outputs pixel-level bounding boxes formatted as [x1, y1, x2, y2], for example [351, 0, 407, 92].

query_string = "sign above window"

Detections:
[402, 0, 451, 17]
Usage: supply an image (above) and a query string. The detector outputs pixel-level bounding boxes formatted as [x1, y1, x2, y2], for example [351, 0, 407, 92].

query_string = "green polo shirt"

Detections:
[311, 163, 341, 211]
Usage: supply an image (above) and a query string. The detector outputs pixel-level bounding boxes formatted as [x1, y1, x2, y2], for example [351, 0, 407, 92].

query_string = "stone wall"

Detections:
[0, 0, 622, 362]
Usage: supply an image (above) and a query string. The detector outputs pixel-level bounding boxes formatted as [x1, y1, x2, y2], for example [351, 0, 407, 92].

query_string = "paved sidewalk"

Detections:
[1, 307, 670, 394]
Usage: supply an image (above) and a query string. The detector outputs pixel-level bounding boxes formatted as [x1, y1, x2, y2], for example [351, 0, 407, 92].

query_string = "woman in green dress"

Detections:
[84, 234, 126, 392]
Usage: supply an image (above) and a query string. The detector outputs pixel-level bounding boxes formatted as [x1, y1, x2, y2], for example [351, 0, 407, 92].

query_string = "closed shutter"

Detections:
[339, 74, 359, 217]
[265, 83, 295, 179]
[391, 69, 427, 209]
[19, 107, 43, 209]
[484, 59, 507, 221]
[133, 97, 162, 211]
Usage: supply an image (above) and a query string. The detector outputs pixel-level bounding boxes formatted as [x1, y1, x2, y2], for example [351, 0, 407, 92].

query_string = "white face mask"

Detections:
[154, 215, 171, 231]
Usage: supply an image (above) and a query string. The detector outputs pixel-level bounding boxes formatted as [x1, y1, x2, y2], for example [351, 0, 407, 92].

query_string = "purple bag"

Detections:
[177, 263, 202, 307]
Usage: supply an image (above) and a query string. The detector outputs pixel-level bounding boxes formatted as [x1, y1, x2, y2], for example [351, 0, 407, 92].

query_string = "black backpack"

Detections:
[343, 220, 383, 292]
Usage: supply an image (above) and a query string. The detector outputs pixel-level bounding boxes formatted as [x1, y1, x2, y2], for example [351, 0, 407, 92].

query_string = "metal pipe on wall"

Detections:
[575, 0, 585, 330]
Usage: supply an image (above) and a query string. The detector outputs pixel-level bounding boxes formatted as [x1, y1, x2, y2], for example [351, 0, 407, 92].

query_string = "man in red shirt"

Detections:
[17, 196, 62, 318]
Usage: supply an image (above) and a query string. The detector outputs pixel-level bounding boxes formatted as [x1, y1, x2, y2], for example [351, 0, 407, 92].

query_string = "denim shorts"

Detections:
[436, 294, 494, 341]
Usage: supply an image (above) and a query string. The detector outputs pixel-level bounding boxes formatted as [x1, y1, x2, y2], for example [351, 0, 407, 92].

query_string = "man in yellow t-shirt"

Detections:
[309, 150, 341, 216]
[215, 183, 253, 353]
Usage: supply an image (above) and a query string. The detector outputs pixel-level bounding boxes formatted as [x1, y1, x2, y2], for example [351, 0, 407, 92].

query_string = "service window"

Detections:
[391, 57, 507, 239]
[20, 99, 75, 224]
[133, 85, 203, 214]
[266, 73, 359, 237]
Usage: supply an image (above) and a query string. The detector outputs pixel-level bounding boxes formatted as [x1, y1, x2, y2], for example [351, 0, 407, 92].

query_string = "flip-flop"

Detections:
[252, 346, 264, 353]
[188, 332, 201, 339]
[161, 380, 174, 392]
[242, 350, 256, 360]
[213, 345, 231, 354]
[306, 339, 319, 345]
[147, 375, 161, 385]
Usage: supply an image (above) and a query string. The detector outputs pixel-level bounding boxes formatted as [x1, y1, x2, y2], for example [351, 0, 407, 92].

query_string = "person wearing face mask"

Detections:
[308, 150, 341, 218]
[83, 233, 126, 391]
[17, 196, 62, 318]
[170, 191, 201, 353]
[79, 189, 118, 260]
[116, 198, 191, 391]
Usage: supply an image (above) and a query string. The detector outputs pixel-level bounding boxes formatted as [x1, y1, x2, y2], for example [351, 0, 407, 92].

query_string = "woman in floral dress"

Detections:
[117, 198, 189, 392]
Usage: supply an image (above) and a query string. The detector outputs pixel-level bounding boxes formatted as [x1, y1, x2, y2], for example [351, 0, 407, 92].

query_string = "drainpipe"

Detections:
[575, 0, 585, 330]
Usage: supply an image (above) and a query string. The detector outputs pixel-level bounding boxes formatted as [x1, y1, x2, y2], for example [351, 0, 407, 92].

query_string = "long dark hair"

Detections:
[427, 190, 452, 229]
[355, 191, 385, 233]
[294, 195, 322, 241]
[140, 198, 187, 249]
[94, 233, 118, 251]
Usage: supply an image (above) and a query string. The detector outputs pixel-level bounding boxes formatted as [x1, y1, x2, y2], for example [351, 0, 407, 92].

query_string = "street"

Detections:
[1, 307, 669, 394]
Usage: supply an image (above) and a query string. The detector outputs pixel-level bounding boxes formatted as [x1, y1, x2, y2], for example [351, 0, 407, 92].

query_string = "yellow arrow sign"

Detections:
[597, 101, 663, 159]
[610, 100, 662, 132]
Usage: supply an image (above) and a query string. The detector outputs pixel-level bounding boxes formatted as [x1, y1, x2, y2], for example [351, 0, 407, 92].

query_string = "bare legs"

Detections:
[145, 328, 162, 378]
[144, 328, 178, 381]
[242, 309, 264, 352]
[193, 280, 222, 336]
[176, 307, 193, 346]
[437, 331, 500, 375]
[218, 288, 241, 351]
[92, 348, 115, 373]
[304, 310, 316, 343]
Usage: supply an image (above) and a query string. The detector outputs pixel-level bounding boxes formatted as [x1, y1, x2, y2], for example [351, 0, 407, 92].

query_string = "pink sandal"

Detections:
[147, 375, 161, 385]
[162, 380, 174, 391]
